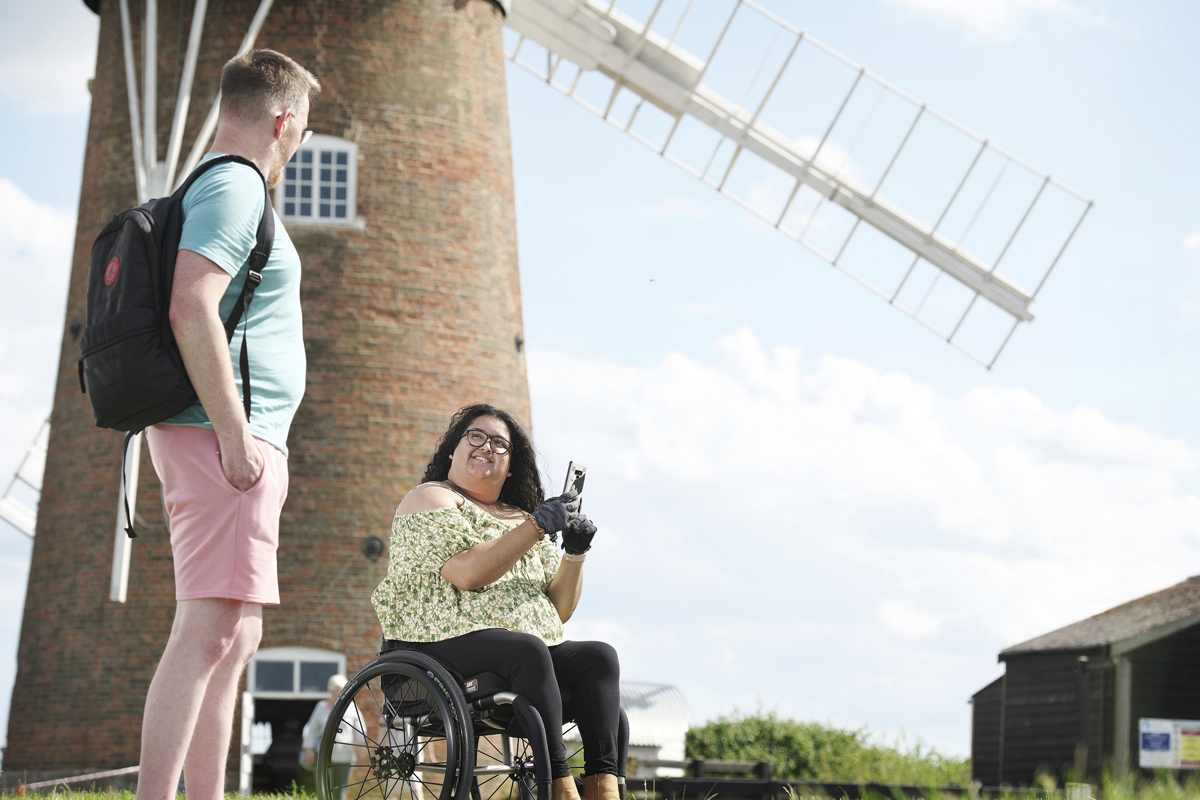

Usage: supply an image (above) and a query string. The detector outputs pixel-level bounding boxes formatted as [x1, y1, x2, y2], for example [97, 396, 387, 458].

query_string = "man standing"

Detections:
[136, 49, 320, 800]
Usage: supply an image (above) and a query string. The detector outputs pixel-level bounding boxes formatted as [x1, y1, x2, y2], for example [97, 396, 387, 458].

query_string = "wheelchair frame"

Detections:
[314, 648, 570, 800]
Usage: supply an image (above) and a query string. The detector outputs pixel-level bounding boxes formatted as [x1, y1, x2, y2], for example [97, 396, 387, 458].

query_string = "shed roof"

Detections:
[1001, 575, 1200, 657]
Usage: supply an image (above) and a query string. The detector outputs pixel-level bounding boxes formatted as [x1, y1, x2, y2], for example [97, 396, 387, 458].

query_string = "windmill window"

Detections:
[300, 661, 340, 693]
[253, 660, 293, 692]
[248, 647, 347, 699]
[279, 134, 358, 226]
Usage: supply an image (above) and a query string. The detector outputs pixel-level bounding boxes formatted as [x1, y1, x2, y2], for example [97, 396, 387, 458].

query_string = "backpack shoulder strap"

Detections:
[179, 155, 276, 422]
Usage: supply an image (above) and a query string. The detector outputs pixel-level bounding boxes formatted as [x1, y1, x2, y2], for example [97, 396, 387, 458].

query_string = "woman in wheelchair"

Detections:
[370, 403, 625, 800]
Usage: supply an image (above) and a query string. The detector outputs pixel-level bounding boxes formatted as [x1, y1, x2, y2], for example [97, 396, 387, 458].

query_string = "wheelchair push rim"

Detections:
[316, 656, 475, 800]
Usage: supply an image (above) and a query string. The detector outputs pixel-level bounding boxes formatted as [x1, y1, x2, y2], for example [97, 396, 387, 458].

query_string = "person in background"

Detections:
[301, 673, 360, 799]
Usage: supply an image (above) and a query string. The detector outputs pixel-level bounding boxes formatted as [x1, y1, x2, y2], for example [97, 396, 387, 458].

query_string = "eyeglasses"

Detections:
[278, 111, 313, 145]
[462, 429, 511, 455]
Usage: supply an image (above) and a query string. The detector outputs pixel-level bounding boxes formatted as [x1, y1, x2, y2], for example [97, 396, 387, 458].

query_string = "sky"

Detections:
[2, 0, 1200, 760]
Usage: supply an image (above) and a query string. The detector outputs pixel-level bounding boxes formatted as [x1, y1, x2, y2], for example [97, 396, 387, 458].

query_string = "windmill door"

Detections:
[244, 647, 347, 793]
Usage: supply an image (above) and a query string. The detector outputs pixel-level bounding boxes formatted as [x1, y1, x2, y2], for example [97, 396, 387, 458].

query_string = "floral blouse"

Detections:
[371, 501, 566, 645]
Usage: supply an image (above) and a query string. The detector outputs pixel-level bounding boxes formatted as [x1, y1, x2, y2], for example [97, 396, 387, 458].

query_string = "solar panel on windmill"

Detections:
[504, 0, 1093, 367]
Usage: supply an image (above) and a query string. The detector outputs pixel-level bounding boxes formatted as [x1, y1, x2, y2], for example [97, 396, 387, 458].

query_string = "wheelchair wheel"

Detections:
[561, 723, 585, 779]
[470, 723, 585, 800]
[473, 735, 538, 800]
[316, 654, 475, 800]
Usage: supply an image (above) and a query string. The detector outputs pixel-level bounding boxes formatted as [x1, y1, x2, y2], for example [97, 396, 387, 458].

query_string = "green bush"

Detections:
[685, 711, 969, 786]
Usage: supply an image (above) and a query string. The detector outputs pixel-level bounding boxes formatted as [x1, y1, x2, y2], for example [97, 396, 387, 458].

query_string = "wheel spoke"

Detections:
[344, 771, 384, 800]
[318, 663, 468, 800]
[344, 706, 383, 751]
[469, 734, 539, 800]
[475, 774, 514, 800]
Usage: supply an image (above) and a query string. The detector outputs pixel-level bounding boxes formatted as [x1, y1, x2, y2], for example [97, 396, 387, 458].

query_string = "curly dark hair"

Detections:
[421, 404, 545, 514]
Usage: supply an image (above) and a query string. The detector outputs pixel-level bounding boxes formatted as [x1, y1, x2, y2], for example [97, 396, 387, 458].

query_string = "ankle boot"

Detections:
[553, 776, 582, 800]
[581, 773, 621, 800]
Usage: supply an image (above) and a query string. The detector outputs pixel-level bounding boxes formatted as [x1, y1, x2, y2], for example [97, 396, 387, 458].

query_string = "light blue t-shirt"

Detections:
[162, 154, 306, 456]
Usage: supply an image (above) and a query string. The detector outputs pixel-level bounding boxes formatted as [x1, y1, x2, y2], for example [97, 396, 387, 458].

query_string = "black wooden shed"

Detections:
[970, 576, 1200, 787]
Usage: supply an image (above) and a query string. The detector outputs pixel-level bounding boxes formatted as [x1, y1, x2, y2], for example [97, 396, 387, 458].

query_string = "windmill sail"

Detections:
[505, 0, 1092, 367]
[0, 419, 48, 539]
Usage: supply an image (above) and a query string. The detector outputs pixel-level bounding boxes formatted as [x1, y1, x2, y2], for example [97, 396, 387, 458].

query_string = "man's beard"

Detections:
[268, 147, 287, 190]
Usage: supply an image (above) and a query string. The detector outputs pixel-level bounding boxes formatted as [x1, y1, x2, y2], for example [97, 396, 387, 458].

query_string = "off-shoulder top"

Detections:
[371, 500, 566, 645]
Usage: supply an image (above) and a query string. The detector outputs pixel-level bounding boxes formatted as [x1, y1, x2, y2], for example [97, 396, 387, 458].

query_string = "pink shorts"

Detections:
[146, 424, 289, 604]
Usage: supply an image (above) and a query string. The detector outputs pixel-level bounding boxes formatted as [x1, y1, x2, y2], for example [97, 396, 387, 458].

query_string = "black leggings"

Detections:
[393, 630, 626, 780]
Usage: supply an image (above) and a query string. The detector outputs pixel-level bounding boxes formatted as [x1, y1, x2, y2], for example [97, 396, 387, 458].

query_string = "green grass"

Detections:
[1083, 770, 1200, 800]
[6, 773, 1200, 799]
[0, 790, 318, 800]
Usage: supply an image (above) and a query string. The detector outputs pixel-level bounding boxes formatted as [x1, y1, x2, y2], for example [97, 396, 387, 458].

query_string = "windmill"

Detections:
[3, 0, 1088, 788]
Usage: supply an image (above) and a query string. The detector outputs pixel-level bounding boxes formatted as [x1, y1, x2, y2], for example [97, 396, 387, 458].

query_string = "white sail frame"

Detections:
[505, 0, 1093, 368]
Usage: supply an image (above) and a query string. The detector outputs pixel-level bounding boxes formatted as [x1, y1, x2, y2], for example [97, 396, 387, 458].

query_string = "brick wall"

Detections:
[4, 0, 528, 778]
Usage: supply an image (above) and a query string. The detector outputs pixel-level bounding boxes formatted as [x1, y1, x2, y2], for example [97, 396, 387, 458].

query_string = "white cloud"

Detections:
[0, 0, 99, 113]
[637, 196, 716, 220]
[879, 0, 1115, 41]
[878, 601, 941, 640]
[0, 178, 75, 335]
[527, 328, 1200, 751]
[1184, 232, 1200, 250]
[0, 179, 74, 504]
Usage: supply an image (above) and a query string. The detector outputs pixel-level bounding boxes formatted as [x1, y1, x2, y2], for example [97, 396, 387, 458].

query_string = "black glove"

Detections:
[533, 489, 580, 542]
[562, 514, 596, 555]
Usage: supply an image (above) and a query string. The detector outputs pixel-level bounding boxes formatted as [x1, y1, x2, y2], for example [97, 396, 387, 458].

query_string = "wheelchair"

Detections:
[315, 643, 627, 800]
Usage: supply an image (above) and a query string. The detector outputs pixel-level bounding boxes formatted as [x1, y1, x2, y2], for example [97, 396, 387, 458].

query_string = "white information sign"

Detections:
[1139, 718, 1200, 769]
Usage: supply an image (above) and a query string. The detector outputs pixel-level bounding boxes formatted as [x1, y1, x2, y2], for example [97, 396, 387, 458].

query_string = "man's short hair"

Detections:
[220, 49, 321, 122]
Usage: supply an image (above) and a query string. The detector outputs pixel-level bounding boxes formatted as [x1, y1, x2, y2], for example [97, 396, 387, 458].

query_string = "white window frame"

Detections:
[276, 134, 360, 227]
[247, 645, 346, 699]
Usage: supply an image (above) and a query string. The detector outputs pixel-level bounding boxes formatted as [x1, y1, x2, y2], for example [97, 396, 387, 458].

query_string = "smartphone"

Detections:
[563, 462, 587, 497]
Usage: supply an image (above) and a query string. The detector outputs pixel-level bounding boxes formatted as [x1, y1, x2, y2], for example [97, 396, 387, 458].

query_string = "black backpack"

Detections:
[79, 155, 274, 536]
[80, 154, 274, 428]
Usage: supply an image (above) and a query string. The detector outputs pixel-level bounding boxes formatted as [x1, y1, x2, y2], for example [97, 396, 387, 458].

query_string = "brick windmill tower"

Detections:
[4, 0, 526, 789]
